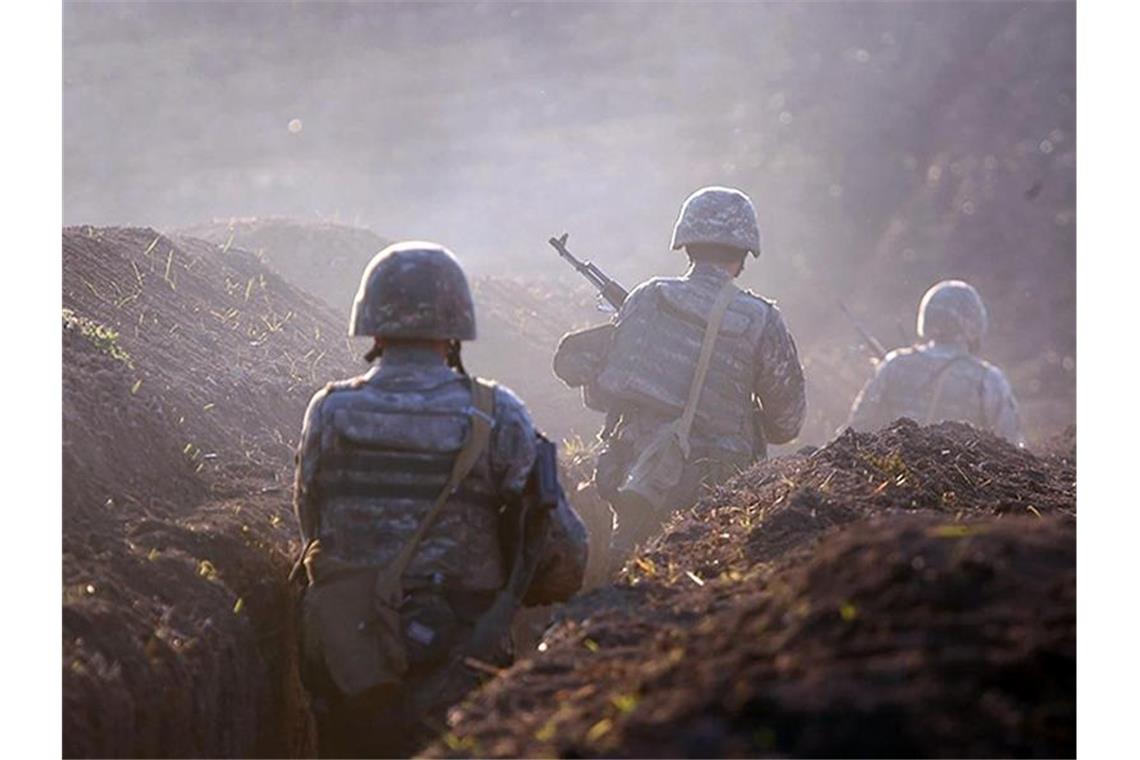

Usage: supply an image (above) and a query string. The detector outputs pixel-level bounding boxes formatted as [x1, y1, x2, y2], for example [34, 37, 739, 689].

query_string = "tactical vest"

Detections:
[596, 276, 760, 455]
[312, 378, 505, 591]
[888, 347, 991, 430]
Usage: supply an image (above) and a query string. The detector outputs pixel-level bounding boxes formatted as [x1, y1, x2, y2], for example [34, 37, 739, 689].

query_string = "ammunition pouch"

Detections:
[400, 586, 460, 670]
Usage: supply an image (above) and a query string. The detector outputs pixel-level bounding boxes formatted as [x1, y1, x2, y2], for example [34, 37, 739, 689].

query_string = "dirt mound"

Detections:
[62, 226, 357, 757]
[176, 217, 390, 317]
[62, 310, 205, 534]
[427, 421, 1075, 758]
[174, 218, 605, 442]
[63, 490, 312, 758]
[63, 225, 358, 479]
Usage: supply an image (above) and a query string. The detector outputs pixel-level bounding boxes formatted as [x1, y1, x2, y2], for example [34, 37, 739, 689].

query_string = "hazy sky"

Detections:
[63, 1, 1073, 324]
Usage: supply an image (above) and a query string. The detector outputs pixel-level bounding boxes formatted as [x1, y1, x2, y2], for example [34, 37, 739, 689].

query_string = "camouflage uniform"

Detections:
[295, 242, 587, 757]
[556, 187, 806, 562]
[847, 280, 1024, 446]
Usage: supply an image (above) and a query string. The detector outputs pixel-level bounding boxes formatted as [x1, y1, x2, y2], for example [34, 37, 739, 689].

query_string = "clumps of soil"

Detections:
[63, 311, 204, 540]
[427, 420, 1075, 758]
[64, 226, 358, 476]
[63, 491, 312, 758]
[62, 226, 355, 757]
[645, 418, 1074, 579]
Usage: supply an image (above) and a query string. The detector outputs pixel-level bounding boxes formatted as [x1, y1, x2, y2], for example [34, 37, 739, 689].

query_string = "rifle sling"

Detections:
[675, 279, 738, 456]
[923, 355, 982, 426]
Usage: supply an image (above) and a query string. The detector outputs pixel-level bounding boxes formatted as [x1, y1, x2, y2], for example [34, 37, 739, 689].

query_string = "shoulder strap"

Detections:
[379, 377, 496, 587]
[923, 355, 980, 425]
[676, 279, 737, 455]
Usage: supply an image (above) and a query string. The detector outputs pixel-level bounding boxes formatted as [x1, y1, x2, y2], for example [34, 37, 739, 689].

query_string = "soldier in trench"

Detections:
[846, 279, 1025, 447]
[292, 242, 588, 757]
[553, 186, 807, 573]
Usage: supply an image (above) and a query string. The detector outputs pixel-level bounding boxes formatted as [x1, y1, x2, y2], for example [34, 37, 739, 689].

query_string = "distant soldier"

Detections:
[293, 242, 587, 757]
[847, 279, 1025, 446]
[554, 186, 806, 568]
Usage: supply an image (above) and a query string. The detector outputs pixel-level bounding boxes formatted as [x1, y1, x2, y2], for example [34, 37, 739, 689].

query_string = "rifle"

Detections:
[548, 233, 629, 310]
[454, 435, 560, 672]
[839, 301, 888, 362]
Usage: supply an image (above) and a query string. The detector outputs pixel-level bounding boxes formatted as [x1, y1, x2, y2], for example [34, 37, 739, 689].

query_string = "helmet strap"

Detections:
[447, 340, 467, 376]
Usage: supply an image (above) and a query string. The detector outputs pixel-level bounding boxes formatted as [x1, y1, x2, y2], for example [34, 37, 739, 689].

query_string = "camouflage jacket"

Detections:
[593, 262, 806, 458]
[293, 346, 587, 604]
[847, 341, 1024, 446]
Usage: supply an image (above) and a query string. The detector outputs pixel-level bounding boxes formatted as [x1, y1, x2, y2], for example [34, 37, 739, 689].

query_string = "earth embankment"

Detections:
[62, 225, 361, 757]
[428, 420, 1075, 758]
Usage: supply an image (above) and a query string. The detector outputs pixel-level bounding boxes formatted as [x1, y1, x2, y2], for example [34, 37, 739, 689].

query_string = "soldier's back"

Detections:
[853, 342, 1021, 443]
[595, 263, 774, 456]
[306, 355, 519, 591]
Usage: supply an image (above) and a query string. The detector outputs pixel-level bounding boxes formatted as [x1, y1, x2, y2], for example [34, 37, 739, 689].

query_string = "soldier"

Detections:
[554, 186, 806, 569]
[293, 242, 587, 757]
[846, 279, 1025, 446]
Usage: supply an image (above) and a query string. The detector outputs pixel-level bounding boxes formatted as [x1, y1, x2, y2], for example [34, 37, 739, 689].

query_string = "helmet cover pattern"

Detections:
[349, 241, 476, 340]
[670, 186, 762, 257]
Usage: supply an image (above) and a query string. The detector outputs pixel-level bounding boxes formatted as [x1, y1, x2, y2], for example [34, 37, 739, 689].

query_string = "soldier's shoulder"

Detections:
[977, 359, 1015, 392]
[626, 275, 674, 300]
[325, 375, 369, 394]
[477, 378, 535, 425]
[735, 288, 784, 327]
[884, 345, 919, 362]
[740, 286, 776, 308]
[307, 374, 369, 411]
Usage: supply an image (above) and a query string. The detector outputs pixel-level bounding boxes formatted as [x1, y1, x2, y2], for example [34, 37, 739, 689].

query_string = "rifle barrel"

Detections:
[839, 301, 888, 359]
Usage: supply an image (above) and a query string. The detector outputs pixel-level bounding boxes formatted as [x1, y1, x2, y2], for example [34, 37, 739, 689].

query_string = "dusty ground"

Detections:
[426, 420, 1075, 758]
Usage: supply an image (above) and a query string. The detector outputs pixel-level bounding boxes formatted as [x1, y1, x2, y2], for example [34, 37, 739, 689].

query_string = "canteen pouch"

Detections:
[300, 561, 408, 698]
[617, 421, 686, 514]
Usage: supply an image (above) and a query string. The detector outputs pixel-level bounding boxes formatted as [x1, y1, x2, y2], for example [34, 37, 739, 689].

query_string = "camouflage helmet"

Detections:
[670, 186, 762, 258]
[349, 241, 476, 340]
[917, 280, 988, 346]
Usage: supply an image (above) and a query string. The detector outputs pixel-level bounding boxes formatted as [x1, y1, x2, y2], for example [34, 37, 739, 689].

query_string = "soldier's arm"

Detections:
[982, 366, 1026, 447]
[612, 279, 658, 325]
[490, 386, 587, 604]
[752, 306, 807, 444]
[293, 388, 329, 544]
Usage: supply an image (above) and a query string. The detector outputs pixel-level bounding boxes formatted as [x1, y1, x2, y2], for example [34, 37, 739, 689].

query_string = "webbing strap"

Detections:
[374, 378, 496, 600]
[923, 355, 981, 425]
[676, 279, 738, 456]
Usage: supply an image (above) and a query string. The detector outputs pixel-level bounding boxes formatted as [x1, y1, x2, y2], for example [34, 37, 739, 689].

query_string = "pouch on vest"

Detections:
[553, 323, 614, 388]
[617, 421, 687, 514]
[400, 587, 459, 670]
[618, 280, 737, 514]
[554, 323, 617, 413]
[300, 378, 496, 698]
[301, 562, 406, 696]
